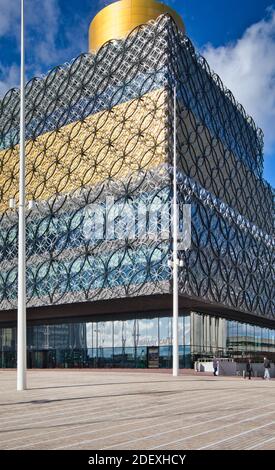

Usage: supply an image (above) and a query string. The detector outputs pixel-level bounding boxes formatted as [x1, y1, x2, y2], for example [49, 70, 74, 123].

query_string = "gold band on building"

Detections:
[89, 0, 185, 52]
[0, 89, 167, 209]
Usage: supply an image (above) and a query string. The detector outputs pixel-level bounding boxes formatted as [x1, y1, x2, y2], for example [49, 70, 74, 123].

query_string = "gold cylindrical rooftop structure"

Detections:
[89, 0, 185, 52]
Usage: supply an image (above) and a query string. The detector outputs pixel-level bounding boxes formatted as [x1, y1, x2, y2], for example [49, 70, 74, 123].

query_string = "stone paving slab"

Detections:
[0, 370, 274, 450]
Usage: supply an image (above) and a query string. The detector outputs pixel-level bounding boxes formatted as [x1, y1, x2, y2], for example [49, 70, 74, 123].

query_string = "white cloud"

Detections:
[0, 0, 87, 95]
[0, 63, 19, 96]
[0, 0, 20, 37]
[26, 0, 61, 65]
[0, 0, 62, 93]
[202, 10, 275, 158]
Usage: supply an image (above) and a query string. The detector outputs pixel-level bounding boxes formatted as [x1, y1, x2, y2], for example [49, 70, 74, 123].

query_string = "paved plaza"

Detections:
[0, 370, 274, 450]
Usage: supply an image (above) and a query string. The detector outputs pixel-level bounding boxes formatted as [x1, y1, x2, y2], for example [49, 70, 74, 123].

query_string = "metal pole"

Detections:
[17, 0, 27, 391]
[172, 85, 179, 377]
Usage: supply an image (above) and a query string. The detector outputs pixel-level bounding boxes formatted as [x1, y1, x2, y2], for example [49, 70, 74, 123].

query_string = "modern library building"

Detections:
[0, 0, 274, 369]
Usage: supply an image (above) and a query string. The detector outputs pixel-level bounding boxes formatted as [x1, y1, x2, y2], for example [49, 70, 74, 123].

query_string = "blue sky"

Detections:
[0, 0, 274, 188]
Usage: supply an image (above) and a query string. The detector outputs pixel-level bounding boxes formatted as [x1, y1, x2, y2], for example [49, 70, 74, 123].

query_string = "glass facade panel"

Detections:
[184, 315, 190, 346]
[159, 317, 172, 346]
[86, 323, 93, 349]
[178, 316, 184, 346]
[123, 347, 136, 367]
[55, 324, 70, 349]
[262, 328, 269, 352]
[27, 326, 34, 350]
[98, 347, 113, 367]
[138, 318, 158, 347]
[238, 323, 247, 354]
[227, 321, 238, 354]
[124, 320, 135, 348]
[138, 319, 148, 347]
[255, 326, 262, 352]
[136, 347, 147, 368]
[113, 347, 124, 367]
[113, 321, 122, 348]
[246, 324, 255, 353]
[1, 313, 275, 369]
[272, 330, 274, 350]
[159, 346, 172, 368]
[97, 321, 113, 348]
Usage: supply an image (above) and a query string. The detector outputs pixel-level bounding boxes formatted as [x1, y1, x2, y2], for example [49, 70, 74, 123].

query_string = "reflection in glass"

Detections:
[262, 328, 269, 351]
[27, 326, 35, 350]
[159, 346, 171, 368]
[1, 314, 275, 369]
[178, 316, 184, 346]
[136, 347, 147, 368]
[246, 324, 255, 353]
[86, 323, 93, 349]
[270, 330, 275, 352]
[136, 319, 145, 347]
[97, 321, 113, 348]
[114, 321, 122, 347]
[238, 323, 247, 352]
[138, 318, 158, 346]
[255, 326, 262, 351]
[159, 317, 172, 346]
[184, 315, 191, 346]
[227, 321, 238, 352]
[125, 320, 135, 348]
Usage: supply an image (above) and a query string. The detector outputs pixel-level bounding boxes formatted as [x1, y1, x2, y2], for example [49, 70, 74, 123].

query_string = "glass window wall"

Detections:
[1, 313, 275, 369]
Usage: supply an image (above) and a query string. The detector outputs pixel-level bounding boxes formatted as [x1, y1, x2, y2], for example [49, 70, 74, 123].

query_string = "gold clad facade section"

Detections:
[0, 89, 167, 211]
[89, 0, 185, 52]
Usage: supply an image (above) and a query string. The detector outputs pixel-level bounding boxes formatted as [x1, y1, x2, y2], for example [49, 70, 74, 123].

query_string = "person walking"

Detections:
[246, 359, 253, 380]
[263, 357, 271, 380]
[213, 357, 218, 376]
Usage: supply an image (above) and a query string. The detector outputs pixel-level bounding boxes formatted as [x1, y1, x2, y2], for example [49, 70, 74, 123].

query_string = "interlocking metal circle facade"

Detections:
[0, 15, 274, 320]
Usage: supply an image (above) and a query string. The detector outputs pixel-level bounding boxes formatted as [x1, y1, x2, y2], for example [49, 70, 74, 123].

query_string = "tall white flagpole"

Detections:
[172, 85, 179, 377]
[17, 0, 27, 391]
